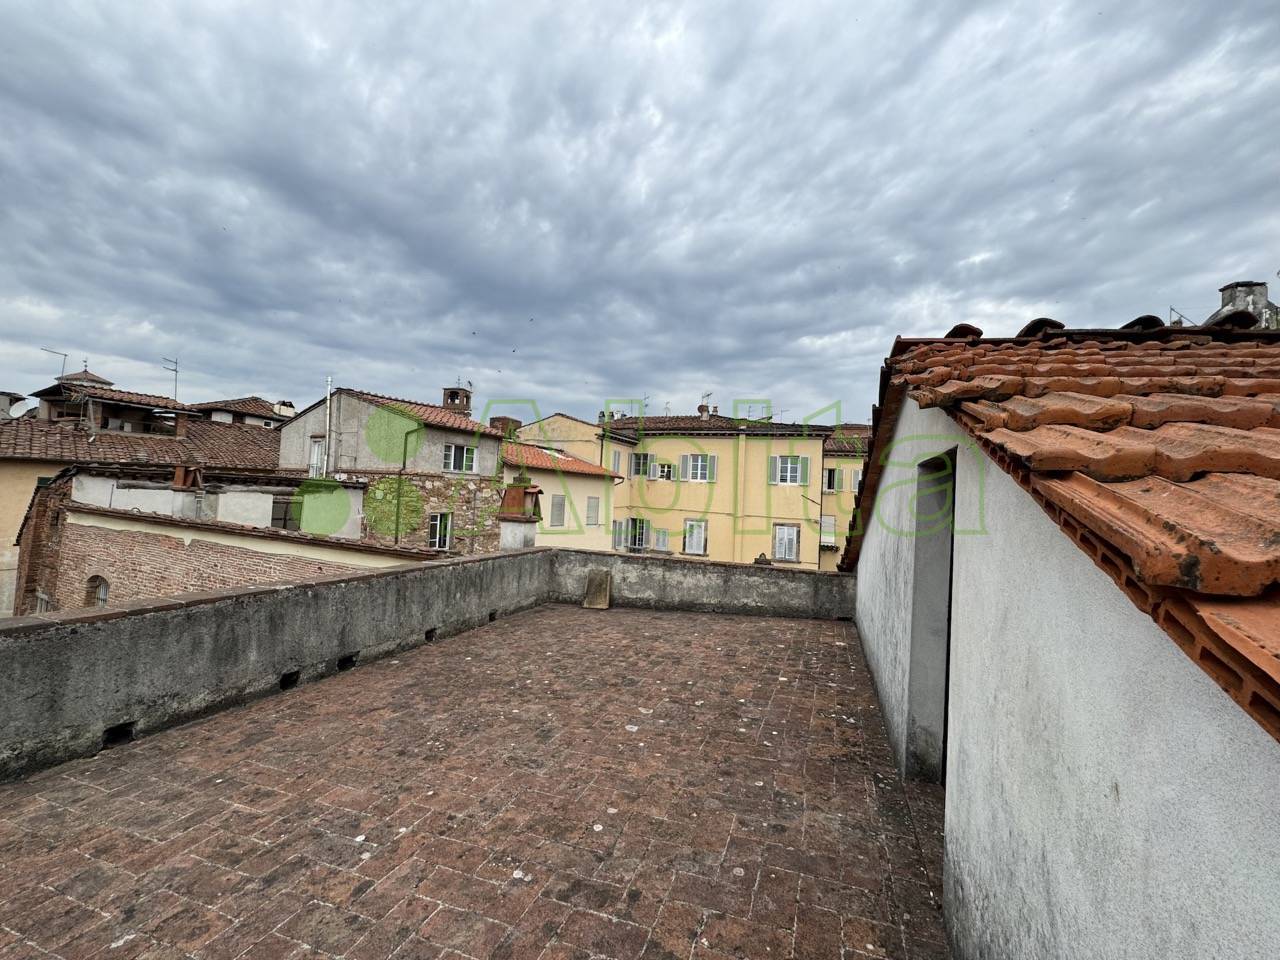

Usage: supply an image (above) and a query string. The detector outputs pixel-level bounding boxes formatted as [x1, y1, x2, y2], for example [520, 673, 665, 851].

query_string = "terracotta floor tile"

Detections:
[0, 607, 948, 959]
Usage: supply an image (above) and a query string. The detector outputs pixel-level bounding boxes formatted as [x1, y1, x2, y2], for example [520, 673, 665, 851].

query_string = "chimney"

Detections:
[1207, 281, 1278, 330]
[489, 415, 522, 438]
[697, 404, 710, 421]
[711, 405, 719, 415]
[173, 412, 189, 438]
[597, 410, 606, 423]
[442, 385, 473, 417]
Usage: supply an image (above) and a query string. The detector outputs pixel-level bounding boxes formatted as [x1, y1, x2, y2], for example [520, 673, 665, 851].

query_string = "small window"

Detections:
[585, 496, 600, 526]
[549, 494, 566, 528]
[271, 496, 300, 531]
[631, 452, 653, 477]
[86, 576, 110, 608]
[820, 515, 837, 546]
[773, 523, 800, 561]
[428, 512, 452, 549]
[657, 462, 673, 481]
[653, 528, 670, 551]
[35, 591, 52, 614]
[308, 438, 327, 479]
[443, 444, 476, 472]
[683, 519, 708, 556]
[823, 467, 842, 493]
[627, 517, 649, 551]
[770, 455, 807, 486]
[688, 454, 708, 482]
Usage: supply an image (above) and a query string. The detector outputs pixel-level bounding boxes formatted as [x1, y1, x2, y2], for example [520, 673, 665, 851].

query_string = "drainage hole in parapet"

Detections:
[102, 721, 136, 749]
[337, 653, 358, 671]
[279, 670, 301, 690]
[488, 610, 498, 623]
[425, 627, 438, 643]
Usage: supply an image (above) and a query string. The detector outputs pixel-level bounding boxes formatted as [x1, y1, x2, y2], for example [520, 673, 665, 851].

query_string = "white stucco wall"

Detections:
[856, 398, 1280, 960]
[216, 490, 273, 527]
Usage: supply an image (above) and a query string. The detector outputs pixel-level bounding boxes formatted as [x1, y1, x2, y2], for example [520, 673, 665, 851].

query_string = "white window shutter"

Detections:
[680, 454, 690, 480]
[648, 459, 659, 480]
[768, 456, 778, 485]
[799, 457, 810, 486]
[708, 455, 717, 482]
[834, 467, 842, 491]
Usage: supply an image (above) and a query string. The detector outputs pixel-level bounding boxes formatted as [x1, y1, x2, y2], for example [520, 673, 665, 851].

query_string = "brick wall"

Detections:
[47, 521, 363, 614]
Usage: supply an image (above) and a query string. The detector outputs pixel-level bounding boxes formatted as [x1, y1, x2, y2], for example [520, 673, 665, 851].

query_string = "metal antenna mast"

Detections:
[40, 347, 68, 378]
[161, 356, 179, 400]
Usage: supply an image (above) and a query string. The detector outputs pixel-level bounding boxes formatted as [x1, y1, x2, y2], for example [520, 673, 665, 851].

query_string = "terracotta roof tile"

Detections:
[190, 396, 283, 419]
[606, 414, 831, 437]
[66, 384, 197, 411]
[841, 322, 1280, 741]
[0, 417, 279, 471]
[501, 442, 618, 478]
[345, 389, 501, 437]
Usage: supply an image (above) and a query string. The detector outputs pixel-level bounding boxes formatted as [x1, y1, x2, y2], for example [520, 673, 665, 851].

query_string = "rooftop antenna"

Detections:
[663, 401, 671, 415]
[640, 394, 650, 416]
[700, 391, 712, 407]
[161, 356, 179, 400]
[1168, 306, 1191, 328]
[40, 347, 68, 378]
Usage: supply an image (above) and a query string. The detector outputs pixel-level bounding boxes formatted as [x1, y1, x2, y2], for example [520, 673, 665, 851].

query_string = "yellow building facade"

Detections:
[519, 411, 867, 571]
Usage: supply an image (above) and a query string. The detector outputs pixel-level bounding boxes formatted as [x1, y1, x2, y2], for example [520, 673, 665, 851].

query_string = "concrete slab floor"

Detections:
[0, 605, 947, 960]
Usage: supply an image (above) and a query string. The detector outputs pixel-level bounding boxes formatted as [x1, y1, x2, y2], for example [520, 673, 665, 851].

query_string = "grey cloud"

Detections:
[1, 0, 1278, 425]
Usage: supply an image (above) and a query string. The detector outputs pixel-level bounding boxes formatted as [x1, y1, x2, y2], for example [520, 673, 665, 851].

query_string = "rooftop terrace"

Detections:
[0, 604, 945, 960]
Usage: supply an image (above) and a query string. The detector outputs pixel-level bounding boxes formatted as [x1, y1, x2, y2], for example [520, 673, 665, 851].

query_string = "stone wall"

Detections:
[0, 548, 855, 779]
[360, 472, 502, 555]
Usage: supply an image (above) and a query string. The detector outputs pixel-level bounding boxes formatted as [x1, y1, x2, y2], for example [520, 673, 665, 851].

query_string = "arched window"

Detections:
[86, 576, 109, 608]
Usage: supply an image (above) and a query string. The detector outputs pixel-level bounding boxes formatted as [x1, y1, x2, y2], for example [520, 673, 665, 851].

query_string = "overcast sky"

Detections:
[1, 1, 1277, 426]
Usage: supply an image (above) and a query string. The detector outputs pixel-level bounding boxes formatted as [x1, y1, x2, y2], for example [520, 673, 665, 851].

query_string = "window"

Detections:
[549, 494, 566, 528]
[271, 496, 300, 531]
[627, 517, 650, 551]
[35, 591, 52, 614]
[308, 438, 327, 478]
[820, 515, 837, 546]
[769, 455, 808, 486]
[612, 519, 627, 551]
[611, 450, 622, 474]
[823, 467, 842, 493]
[86, 576, 110, 608]
[653, 528, 670, 551]
[773, 523, 800, 561]
[586, 496, 600, 526]
[443, 444, 476, 473]
[428, 512, 451, 549]
[631, 452, 653, 477]
[683, 518, 708, 556]
[680, 454, 717, 482]
[657, 462, 674, 481]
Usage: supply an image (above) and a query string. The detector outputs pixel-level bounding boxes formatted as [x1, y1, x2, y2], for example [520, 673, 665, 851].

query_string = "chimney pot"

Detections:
[697, 404, 710, 420]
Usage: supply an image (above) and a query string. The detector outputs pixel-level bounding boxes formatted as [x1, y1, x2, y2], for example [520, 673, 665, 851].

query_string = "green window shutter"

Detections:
[768, 456, 778, 485]
[708, 455, 717, 482]
[835, 467, 842, 491]
[799, 457, 810, 485]
[680, 454, 690, 480]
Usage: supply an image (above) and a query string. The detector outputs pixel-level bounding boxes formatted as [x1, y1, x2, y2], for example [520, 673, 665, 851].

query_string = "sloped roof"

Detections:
[842, 319, 1280, 741]
[342, 389, 501, 437]
[605, 414, 833, 438]
[824, 423, 871, 455]
[501, 442, 618, 478]
[33, 380, 197, 412]
[0, 418, 280, 471]
[191, 396, 284, 419]
[56, 369, 113, 386]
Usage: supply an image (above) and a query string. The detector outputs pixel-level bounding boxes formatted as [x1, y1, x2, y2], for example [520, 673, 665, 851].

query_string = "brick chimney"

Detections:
[489, 415, 522, 438]
[698, 404, 711, 421]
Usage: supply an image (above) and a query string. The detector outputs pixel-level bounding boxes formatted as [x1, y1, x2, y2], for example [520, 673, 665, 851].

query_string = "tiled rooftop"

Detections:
[0, 605, 946, 960]
[501, 443, 618, 478]
[843, 324, 1280, 742]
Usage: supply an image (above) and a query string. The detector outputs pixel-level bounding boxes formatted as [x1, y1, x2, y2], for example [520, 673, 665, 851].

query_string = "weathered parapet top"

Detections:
[0, 548, 854, 780]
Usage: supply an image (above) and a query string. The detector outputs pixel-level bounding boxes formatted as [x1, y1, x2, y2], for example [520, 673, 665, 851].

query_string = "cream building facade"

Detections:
[519, 409, 868, 571]
[499, 440, 617, 552]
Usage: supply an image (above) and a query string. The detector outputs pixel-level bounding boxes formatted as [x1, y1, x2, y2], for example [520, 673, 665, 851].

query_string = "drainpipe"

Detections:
[393, 424, 426, 545]
[323, 376, 333, 477]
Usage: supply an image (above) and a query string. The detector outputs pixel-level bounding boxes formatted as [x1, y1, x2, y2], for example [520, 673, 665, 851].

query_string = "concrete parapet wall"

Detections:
[0, 548, 853, 779]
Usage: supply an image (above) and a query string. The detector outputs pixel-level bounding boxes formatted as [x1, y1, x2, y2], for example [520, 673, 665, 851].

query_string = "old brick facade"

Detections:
[14, 473, 365, 616]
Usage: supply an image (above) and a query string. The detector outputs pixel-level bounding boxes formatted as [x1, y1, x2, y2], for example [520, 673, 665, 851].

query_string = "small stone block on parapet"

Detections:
[583, 569, 611, 609]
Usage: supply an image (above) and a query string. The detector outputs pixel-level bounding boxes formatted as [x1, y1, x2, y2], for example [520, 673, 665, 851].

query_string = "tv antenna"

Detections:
[40, 347, 68, 378]
[161, 356, 179, 400]
[1168, 306, 1191, 328]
